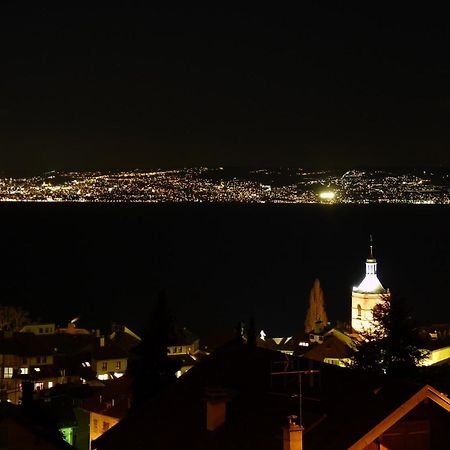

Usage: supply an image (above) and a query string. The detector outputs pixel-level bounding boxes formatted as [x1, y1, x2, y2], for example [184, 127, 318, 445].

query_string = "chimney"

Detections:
[283, 416, 303, 450]
[100, 336, 105, 347]
[313, 320, 324, 335]
[205, 388, 229, 431]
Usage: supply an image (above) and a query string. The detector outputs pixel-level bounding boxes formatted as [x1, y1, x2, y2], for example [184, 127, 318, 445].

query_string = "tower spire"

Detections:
[369, 234, 374, 259]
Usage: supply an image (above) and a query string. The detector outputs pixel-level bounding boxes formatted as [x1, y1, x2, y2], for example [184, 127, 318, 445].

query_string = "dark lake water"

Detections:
[1, 203, 449, 337]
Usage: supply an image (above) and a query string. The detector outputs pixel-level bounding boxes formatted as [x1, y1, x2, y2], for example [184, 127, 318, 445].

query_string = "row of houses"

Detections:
[1, 310, 450, 449]
[0, 318, 204, 449]
[92, 340, 450, 450]
[0, 322, 139, 405]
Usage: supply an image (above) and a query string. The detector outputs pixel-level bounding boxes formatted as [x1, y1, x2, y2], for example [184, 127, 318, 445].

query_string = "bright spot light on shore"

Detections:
[319, 191, 335, 200]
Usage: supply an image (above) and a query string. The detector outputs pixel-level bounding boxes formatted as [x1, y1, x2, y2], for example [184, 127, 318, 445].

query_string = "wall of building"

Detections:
[20, 324, 55, 335]
[421, 346, 450, 366]
[351, 292, 384, 332]
[94, 358, 127, 376]
[90, 412, 119, 446]
[22, 355, 54, 366]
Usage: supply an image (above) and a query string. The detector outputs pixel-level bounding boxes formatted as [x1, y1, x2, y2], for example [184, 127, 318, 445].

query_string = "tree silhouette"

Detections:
[128, 292, 180, 408]
[349, 295, 428, 377]
[304, 279, 329, 333]
[246, 316, 256, 348]
[0, 305, 31, 331]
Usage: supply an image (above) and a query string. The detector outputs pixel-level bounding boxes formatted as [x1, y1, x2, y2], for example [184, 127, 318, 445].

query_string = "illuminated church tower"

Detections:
[351, 238, 388, 333]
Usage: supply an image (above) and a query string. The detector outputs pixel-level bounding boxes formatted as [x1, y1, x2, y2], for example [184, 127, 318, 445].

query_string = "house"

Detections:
[304, 382, 450, 449]
[91, 337, 129, 381]
[92, 342, 450, 450]
[82, 374, 132, 445]
[20, 323, 56, 335]
[302, 328, 354, 367]
[0, 323, 139, 403]
[165, 326, 207, 376]
[0, 331, 57, 403]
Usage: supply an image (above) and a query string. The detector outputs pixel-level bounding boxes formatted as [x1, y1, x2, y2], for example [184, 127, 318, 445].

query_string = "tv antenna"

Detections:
[271, 367, 320, 427]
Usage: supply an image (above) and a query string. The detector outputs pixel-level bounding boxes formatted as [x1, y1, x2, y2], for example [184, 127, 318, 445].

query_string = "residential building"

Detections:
[91, 342, 450, 450]
[83, 375, 132, 446]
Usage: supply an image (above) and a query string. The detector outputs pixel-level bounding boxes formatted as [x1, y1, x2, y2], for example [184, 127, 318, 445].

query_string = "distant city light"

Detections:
[0, 168, 448, 204]
[319, 191, 336, 200]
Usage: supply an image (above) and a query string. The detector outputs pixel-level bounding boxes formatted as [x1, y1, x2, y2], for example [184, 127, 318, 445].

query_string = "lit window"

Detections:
[20, 367, 29, 375]
[48, 381, 54, 388]
[97, 374, 109, 381]
[4, 367, 13, 379]
[35, 382, 44, 391]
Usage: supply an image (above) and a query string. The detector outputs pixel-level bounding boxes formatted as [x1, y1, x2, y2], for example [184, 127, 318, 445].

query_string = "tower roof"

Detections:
[353, 237, 386, 294]
[353, 275, 386, 294]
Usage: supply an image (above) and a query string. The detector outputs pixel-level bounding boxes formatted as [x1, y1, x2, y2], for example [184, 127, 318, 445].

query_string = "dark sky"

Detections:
[1, 4, 450, 172]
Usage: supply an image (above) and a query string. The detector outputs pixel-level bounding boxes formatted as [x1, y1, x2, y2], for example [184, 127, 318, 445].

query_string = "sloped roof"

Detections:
[83, 375, 132, 419]
[0, 402, 74, 449]
[303, 381, 450, 450]
[92, 342, 450, 450]
[93, 343, 304, 450]
[303, 334, 351, 362]
[91, 340, 129, 361]
[353, 274, 386, 294]
[349, 384, 450, 449]
[110, 330, 141, 352]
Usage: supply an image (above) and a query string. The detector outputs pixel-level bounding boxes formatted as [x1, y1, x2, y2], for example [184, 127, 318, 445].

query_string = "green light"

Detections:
[60, 427, 74, 445]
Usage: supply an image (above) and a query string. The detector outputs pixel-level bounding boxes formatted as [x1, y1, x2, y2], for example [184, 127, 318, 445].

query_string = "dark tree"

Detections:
[128, 292, 180, 408]
[246, 316, 256, 348]
[234, 320, 245, 344]
[349, 295, 428, 377]
[0, 305, 31, 331]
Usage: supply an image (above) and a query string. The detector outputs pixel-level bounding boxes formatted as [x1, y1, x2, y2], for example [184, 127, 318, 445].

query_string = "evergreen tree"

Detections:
[304, 279, 328, 333]
[246, 316, 256, 348]
[128, 292, 180, 408]
[349, 295, 428, 377]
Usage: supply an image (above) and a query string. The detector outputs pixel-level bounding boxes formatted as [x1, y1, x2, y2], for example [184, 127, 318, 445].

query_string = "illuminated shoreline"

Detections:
[0, 167, 448, 204]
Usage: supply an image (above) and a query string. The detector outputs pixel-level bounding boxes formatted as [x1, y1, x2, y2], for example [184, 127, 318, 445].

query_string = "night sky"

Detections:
[1, 4, 450, 172]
